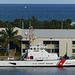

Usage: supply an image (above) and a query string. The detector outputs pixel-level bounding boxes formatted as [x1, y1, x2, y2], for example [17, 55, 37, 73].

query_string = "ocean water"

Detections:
[0, 67, 75, 75]
[0, 4, 75, 21]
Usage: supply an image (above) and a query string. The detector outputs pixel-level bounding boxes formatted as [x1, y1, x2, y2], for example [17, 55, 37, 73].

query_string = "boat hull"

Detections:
[0, 59, 75, 67]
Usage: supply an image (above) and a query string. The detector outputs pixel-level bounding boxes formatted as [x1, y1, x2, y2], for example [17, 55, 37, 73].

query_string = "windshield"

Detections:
[45, 49, 50, 53]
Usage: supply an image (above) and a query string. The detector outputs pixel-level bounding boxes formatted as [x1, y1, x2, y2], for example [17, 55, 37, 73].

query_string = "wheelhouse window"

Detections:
[45, 49, 50, 53]
[30, 48, 32, 50]
[34, 48, 36, 50]
[52, 49, 59, 53]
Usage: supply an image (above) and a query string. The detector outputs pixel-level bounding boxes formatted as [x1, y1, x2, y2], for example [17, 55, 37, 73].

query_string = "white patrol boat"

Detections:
[0, 45, 75, 67]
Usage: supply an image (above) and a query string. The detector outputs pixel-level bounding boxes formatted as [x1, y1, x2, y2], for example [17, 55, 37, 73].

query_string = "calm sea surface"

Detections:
[0, 67, 75, 75]
[0, 4, 75, 21]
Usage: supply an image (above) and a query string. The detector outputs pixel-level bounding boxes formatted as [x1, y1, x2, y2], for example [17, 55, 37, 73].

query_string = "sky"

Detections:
[0, 0, 75, 4]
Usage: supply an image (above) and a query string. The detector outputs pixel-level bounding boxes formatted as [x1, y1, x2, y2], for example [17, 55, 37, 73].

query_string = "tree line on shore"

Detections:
[0, 16, 75, 29]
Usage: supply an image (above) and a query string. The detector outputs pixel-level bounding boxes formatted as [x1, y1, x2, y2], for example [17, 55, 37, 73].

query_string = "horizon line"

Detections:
[0, 3, 75, 4]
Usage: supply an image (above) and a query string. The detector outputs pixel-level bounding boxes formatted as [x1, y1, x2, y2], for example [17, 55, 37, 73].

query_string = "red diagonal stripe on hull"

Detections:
[57, 60, 66, 66]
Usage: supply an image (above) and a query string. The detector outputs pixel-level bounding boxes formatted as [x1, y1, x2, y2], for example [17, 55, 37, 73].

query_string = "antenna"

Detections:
[29, 25, 36, 45]
[29, 25, 33, 41]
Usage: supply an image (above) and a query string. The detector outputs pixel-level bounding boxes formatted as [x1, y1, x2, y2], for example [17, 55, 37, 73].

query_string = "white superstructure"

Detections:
[26, 45, 58, 60]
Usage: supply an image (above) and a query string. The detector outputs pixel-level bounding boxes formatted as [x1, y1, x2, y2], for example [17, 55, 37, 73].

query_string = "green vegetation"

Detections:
[0, 16, 74, 29]
[15, 50, 21, 56]
[0, 25, 23, 56]
[0, 50, 21, 56]
[0, 50, 6, 56]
